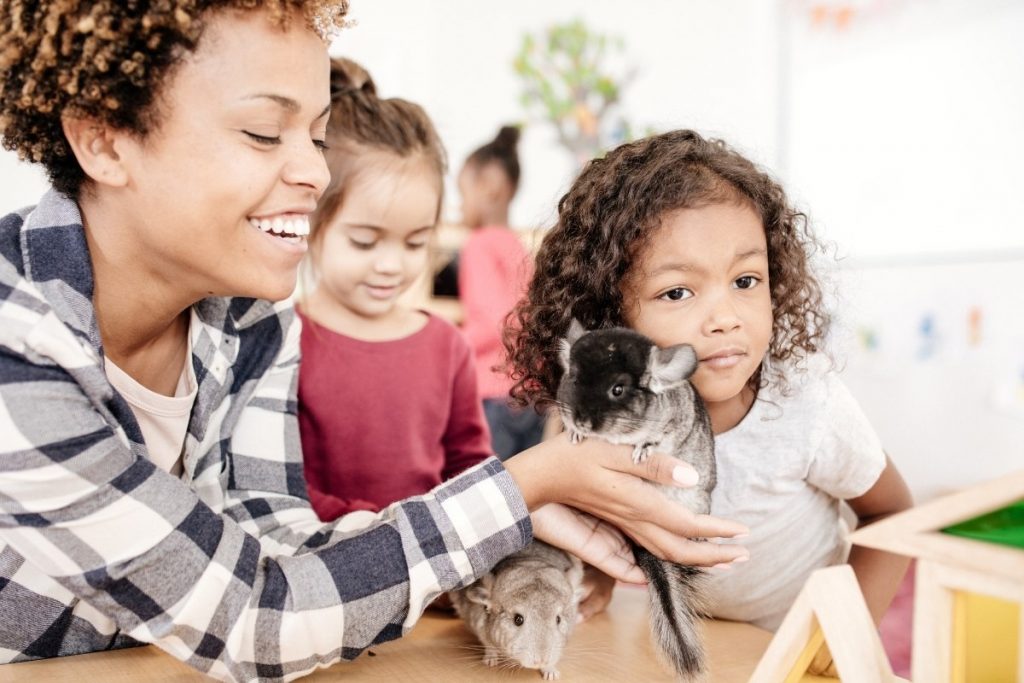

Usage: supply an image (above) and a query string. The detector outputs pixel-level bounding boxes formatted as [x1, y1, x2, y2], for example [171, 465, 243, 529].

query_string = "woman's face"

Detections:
[111, 9, 331, 302]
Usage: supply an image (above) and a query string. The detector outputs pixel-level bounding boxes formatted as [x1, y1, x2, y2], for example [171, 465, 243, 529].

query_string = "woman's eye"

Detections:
[349, 239, 375, 250]
[735, 275, 760, 290]
[610, 384, 625, 398]
[513, 613, 524, 627]
[243, 131, 281, 146]
[406, 241, 428, 250]
[660, 287, 692, 301]
[313, 139, 329, 151]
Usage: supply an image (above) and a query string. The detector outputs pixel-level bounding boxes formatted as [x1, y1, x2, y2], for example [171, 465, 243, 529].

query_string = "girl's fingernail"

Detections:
[732, 554, 750, 563]
[733, 533, 749, 540]
[711, 563, 734, 571]
[672, 466, 699, 487]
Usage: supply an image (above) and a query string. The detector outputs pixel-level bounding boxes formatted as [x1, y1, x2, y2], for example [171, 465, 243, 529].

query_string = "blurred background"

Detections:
[1, 0, 1021, 504]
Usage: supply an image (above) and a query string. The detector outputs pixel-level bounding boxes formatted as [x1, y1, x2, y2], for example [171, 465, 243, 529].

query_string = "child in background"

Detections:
[508, 130, 914, 664]
[298, 58, 491, 519]
[457, 126, 546, 460]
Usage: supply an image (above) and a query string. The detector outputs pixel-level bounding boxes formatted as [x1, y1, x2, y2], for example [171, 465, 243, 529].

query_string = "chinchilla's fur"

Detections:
[556, 320, 716, 681]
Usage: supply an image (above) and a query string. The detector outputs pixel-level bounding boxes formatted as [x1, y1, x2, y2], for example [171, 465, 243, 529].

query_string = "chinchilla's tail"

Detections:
[632, 541, 707, 681]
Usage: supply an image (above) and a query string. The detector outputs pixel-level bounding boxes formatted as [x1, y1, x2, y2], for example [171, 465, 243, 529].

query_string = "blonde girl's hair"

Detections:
[309, 57, 447, 242]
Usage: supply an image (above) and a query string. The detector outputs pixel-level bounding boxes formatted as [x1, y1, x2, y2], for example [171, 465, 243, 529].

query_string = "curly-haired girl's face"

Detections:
[620, 201, 773, 433]
[96, 9, 331, 302]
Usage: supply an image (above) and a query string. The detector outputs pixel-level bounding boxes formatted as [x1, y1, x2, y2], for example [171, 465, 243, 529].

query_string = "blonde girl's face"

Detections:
[621, 201, 774, 429]
[312, 157, 439, 321]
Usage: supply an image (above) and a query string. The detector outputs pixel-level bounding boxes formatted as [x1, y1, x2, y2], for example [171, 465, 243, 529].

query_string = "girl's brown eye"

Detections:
[514, 613, 524, 626]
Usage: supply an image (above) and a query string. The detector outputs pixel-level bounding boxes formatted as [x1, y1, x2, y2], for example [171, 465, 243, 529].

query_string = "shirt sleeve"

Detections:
[0, 336, 530, 682]
[441, 335, 495, 481]
[805, 371, 887, 500]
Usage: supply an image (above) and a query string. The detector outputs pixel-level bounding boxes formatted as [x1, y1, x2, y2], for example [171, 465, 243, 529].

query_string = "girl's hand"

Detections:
[505, 433, 749, 571]
[577, 564, 617, 621]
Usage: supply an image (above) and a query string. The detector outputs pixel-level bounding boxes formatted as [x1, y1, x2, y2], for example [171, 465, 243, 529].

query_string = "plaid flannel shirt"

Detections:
[0, 190, 531, 681]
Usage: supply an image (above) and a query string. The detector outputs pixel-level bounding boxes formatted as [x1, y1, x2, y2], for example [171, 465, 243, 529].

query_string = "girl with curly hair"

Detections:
[0, 5, 748, 680]
[508, 129, 913, 650]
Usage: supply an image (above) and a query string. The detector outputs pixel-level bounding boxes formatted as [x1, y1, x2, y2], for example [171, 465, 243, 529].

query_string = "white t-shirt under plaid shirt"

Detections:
[0, 190, 531, 681]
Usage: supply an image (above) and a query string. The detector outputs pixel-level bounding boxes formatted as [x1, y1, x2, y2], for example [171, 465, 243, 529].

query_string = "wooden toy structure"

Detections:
[750, 469, 1024, 682]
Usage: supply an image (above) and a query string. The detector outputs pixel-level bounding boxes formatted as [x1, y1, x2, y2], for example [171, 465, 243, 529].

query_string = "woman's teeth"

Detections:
[249, 216, 310, 238]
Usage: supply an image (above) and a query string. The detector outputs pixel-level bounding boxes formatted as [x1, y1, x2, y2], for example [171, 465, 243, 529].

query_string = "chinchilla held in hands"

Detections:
[556, 319, 716, 681]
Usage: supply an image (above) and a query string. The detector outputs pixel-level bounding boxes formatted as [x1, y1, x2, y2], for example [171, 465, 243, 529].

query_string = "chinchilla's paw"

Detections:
[631, 443, 651, 464]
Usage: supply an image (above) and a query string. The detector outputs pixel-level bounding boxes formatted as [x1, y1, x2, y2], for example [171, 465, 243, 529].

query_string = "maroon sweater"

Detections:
[297, 310, 493, 521]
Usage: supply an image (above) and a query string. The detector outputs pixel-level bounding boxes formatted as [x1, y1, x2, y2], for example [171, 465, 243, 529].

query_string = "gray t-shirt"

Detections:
[704, 355, 886, 630]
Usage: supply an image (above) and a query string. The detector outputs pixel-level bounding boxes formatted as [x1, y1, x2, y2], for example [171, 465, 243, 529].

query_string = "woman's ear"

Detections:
[61, 117, 130, 188]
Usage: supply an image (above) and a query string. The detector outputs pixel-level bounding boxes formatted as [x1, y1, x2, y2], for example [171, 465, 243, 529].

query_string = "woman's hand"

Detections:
[504, 433, 749, 576]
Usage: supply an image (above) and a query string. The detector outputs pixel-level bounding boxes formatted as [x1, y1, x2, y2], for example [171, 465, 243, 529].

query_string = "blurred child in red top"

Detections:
[457, 126, 545, 460]
[298, 58, 491, 520]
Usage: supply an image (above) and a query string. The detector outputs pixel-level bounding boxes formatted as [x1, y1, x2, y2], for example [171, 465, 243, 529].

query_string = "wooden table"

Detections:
[4, 586, 773, 682]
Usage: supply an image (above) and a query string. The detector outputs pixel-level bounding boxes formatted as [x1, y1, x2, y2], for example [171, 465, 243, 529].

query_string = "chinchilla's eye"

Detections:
[514, 613, 525, 626]
[610, 383, 625, 398]
[556, 615, 562, 625]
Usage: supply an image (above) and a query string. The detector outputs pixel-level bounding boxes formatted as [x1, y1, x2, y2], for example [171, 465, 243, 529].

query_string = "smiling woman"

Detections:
[0, 4, 749, 683]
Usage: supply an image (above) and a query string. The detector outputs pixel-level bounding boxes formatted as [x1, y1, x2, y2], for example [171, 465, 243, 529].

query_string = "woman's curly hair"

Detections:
[507, 129, 830, 407]
[0, 0, 350, 199]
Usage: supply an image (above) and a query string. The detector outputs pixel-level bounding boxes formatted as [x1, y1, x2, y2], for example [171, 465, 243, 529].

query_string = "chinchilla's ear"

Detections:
[648, 343, 698, 394]
[558, 318, 587, 371]
[465, 573, 495, 610]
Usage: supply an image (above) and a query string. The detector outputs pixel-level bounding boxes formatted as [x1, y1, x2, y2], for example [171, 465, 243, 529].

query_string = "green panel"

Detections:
[942, 499, 1024, 549]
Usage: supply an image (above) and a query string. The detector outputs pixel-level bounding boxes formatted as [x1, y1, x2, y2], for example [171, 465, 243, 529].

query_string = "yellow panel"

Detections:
[952, 590, 1020, 683]
[783, 625, 828, 683]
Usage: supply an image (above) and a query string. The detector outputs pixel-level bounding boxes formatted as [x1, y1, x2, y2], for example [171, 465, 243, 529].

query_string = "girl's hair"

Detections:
[0, 0, 350, 199]
[465, 125, 521, 194]
[308, 57, 447, 245]
[507, 129, 830, 407]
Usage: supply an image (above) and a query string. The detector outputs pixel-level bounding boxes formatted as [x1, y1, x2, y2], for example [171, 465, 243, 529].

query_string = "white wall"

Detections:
[831, 256, 1024, 502]
[331, 0, 782, 230]
[785, 0, 1024, 260]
